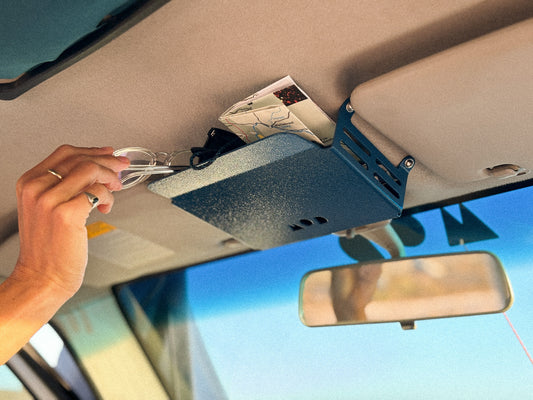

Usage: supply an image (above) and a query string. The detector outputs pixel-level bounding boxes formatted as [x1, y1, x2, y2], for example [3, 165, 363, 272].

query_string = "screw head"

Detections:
[404, 158, 415, 169]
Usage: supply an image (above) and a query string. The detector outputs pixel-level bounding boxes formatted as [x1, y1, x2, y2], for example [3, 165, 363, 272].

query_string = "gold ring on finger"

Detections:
[47, 169, 63, 181]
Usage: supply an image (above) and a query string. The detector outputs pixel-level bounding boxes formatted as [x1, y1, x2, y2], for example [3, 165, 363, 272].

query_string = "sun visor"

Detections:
[350, 18, 533, 183]
[0, 0, 169, 100]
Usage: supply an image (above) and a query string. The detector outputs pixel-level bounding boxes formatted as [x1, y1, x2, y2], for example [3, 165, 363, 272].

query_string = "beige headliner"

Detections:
[1, 0, 532, 291]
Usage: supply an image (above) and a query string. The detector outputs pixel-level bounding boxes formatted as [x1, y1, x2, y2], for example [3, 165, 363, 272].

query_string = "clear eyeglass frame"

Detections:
[113, 147, 191, 190]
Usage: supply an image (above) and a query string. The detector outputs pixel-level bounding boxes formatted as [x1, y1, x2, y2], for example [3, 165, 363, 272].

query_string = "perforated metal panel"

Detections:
[149, 99, 414, 249]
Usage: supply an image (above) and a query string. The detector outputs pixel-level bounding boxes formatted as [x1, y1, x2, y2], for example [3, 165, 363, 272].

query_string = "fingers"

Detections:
[17, 145, 129, 220]
[20, 145, 116, 183]
[48, 160, 123, 203]
[51, 152, 131, 177]
[19, 145, 129, 193]
[57, 186, 113, 222]
[83, 183, 115, 214]
[32, 145, 127, 187]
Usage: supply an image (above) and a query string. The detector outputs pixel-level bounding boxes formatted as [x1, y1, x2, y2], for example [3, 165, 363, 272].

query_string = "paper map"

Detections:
[219, 76, 335, 146]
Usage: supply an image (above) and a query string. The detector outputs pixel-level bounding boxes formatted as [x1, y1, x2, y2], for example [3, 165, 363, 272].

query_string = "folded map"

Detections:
[219, 76, 335, 146]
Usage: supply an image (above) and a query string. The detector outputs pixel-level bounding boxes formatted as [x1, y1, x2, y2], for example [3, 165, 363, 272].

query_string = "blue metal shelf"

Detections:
[149, 99, 414, 249]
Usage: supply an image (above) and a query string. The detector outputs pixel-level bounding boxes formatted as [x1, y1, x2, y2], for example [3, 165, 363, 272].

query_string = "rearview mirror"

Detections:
[299, 251, 513, 329]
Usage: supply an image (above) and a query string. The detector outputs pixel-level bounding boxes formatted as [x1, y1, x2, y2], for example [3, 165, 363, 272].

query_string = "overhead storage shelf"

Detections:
[149, 99, 414, 249]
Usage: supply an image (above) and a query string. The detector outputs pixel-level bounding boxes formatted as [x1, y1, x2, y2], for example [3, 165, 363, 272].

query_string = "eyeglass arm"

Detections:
[123, 165, 188, 173]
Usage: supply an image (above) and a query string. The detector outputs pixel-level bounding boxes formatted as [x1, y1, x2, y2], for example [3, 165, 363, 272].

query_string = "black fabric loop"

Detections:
[189, 128, 246, 170]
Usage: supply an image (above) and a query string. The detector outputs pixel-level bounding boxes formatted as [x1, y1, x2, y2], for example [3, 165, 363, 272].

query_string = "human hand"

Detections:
[13, 145, 130, 298]
[330, 263, 383, 322]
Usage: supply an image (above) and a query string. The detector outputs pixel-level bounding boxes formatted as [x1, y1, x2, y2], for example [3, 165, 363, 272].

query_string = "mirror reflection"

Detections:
[300, 252, 513, 327]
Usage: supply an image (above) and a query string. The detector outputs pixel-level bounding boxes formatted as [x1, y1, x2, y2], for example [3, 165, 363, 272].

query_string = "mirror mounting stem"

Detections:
[400, 321, 416, 330]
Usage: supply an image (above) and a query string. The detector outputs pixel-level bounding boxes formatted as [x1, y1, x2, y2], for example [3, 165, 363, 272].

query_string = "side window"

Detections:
[0, 364, 33, 400]
[7, 324, 97, 400]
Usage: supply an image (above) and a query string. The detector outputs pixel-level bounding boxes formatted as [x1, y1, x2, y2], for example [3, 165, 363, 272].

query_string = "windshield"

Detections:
[116, 185, 533, 399]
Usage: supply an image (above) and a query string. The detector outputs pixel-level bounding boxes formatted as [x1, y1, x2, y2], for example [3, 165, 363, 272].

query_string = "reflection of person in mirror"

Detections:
[330, 263, 382, 322]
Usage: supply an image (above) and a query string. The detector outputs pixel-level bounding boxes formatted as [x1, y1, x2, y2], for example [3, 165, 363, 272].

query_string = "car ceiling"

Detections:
[1, 0, 532, 294]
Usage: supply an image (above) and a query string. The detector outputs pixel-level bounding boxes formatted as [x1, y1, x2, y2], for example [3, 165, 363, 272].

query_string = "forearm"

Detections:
[1, 145, 128, 365]
[0, 270, 71, 365]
